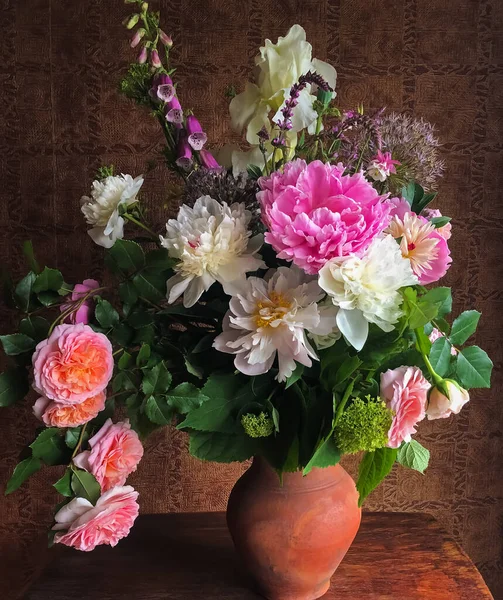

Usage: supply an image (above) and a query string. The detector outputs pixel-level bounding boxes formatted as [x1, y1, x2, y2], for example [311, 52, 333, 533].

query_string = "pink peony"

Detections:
[421, 207, 452, 241]
[33, 392, 106, 428]
[32, 323, 114, 405]
[387, 197, 411, 220]
[426, 381, 469, 420]
[60, 279, 100, 325]
[380, 366, 431, 448]
[258, 159, 391, 274]
[53, 486, 139, 552]
[73, 419, 143, 492]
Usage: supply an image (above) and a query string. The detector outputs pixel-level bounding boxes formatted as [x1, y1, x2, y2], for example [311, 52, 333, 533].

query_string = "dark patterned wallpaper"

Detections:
[0, 0, 502, 598]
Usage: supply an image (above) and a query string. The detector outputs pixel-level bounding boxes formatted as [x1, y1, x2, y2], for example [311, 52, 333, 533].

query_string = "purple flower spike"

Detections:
[151, 49, 162, 69]
[199, 149, 220, 169]
[138, 47, 148, 64]
[157, 84, 175, 103]
[159, 30, 173, 47]
[130, 28, 146, 48]
[186, 115, 207, 151]
[165, 96, 183, 128]
[176, 134, 193, 170]
[149, 74, 173, 101]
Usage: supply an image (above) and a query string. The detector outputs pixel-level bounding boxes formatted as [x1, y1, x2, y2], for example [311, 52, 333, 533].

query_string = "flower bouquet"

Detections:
[2, 2, 493, 598]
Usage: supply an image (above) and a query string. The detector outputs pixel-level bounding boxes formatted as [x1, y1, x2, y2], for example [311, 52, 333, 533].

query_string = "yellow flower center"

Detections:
[254, 291, 292, 329]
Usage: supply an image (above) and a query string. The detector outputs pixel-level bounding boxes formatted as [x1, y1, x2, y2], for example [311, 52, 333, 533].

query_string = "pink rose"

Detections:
[73, 419, 143, 492]
[60, 279, 100, 325]
[33, 392, 106, 428]
[53, 486, 139, 551]
[426, 381, 469, 420]
[380, 366, 431, 448]
[32, 323, 114, 405]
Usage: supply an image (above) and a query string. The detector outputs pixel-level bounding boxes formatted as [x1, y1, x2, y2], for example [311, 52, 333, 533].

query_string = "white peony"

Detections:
[213, 266, 338, 382]
[81, 174, 144, 248]
[229, 25, 337, 146]
[160, 196, 265, 308]
[318, 235, 418, 351]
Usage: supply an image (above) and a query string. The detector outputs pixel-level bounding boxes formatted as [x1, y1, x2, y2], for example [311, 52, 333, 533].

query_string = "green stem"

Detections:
[334, 379, 355, 426]
[71, 424, 88, 459]
[123, 213, 159, 241]
[48, 287, 108, 335]
[354, 133, 370, 173]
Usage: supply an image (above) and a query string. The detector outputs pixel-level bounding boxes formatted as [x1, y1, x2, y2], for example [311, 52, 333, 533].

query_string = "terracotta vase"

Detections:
[227, 457, 361, 600]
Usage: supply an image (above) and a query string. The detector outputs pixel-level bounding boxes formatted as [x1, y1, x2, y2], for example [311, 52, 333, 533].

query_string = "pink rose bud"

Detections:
[176, 134, 193, 170]
[138, 47, 148, 64]
[60, 278, 100, 325]
[165, 95, 183, 128]
[150, 49, 162, 69]
[159, 29, 173, 47]
[199, 149, 220, 169]
[186, 115, 207, 151]
[426, 380, 469, 420]
[130, 28, 146, 48]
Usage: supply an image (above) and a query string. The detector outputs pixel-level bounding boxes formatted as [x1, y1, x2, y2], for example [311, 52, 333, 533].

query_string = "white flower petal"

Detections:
[336, 308, 369, 351]
[166, 273, 193, 304]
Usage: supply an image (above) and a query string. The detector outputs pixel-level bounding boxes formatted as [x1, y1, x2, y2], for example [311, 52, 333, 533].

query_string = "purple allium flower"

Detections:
[199, 149, 220, 169]
[130, 28, 146, 48]
[186, 115, 207, 151]
[150, 49, 162, 69]
[159, 30, 173, 47]
[176, 134, 193, 170]
[138, 47, 148, 64]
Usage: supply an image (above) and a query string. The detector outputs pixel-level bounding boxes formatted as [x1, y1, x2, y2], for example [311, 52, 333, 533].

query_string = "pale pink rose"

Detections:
[380, 366, 431, 448]
[32, 324, 114, 405]
[33, 392, 106, 428]
[426, 381, 469, 420]
[428, 328, 457, 355]
[53, 486, 139, 552]
[60, 279, 100, 325]
[421, 207, 452, 241]
[73, 419, 143, 492]
[258, 159, 391, 274]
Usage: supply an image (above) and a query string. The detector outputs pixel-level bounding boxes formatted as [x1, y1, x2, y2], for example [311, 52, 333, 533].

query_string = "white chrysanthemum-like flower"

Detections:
[160, 196, 265, 308]
[319, 235, 418, 351]
[81, 174, 144, 248]
[213, 266, 338, 382]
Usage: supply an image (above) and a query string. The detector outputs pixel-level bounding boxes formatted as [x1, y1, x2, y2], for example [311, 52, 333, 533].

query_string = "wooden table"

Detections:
[23, 512, 493, 600]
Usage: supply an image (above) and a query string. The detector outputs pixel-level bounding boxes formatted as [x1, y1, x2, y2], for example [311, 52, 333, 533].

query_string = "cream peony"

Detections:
[81, 174, 144, 248]
[160, 196, 265, 308]
[319, 235, 418, 351]
[213, 266, 338, 382]
[229, 25, 337, 146]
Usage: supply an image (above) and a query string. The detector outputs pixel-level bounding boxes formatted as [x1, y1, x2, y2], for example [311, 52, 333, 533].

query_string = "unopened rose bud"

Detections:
[186, 115, 207, 151]
[426, 380, 469, 420]
[150, 49, 162, 69]
[159, 30, 173, 47]
[137, 47, 148, 64]
[130, 28, 146, 48]
[126, 14, 140, 29]
[199, 149, 220, 169]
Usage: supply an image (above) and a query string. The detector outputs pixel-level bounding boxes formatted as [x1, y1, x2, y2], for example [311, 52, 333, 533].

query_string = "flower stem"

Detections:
[71, 424, 88, 459]
[123, 213, 159, 242]
[334, 379, 355, 426]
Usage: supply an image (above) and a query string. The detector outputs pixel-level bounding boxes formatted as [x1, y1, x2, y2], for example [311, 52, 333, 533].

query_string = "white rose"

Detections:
[426, 381, 470, 420]
[81, 174, 144, 248]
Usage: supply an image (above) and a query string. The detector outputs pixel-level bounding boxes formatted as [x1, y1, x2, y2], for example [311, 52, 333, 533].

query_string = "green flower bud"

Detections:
[241, 412, 274, 438]
[334, 396, 393, 454]
[126, 14, 140, 29]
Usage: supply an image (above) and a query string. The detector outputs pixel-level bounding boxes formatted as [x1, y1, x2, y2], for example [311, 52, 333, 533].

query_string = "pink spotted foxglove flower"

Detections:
[199, 149, 220, 169]
[213, 266, 338, 382]
[258, 159, 391, 275]
[380, 366, 430, 448]
[53, 486, 139, 552]
[175, 134, 193, 170]
[60, 278, 100, 325]
[160, 196, 265, 308]
[186, 115, 207, 151]
[388, 212, 452, 284]
[165, 95, 183, 127]
[73, 419, 143, 492]
[366, 150, 400, 182]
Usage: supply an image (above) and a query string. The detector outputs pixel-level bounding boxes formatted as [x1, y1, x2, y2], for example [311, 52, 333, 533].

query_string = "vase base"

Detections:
[257, 580, 330, 600]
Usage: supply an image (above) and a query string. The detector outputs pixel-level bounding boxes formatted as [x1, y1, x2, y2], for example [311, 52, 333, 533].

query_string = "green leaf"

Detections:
[112, 322, 134, 346]
[246, 164, 263, 180]
[71, 468, 101, 504]
[119, 281, 139, 306]
[113, 370, 139, 393]
[5, 456, 42, 495]
[30, 428, 69, 466]
[335, 355, 362, 387]
[166, 383, 208, 414]
[19, 316, 50, 342]
[188, 430, 257, 463]
[107, 239, 145, 272]
[456, 346, 493, 389]
[65, 427, 85, 449]
[22, 240, 40, 274]
[142, 362, 172, 396]
[421, 287, 452, 317]
[136, 343, 151, 367]
[145, 395, 174, 425]
[118, 351, 132, 371]
[450, 310, 481, 345]
[285, 363, 304, 389]
[37, 290, 61, 306]
[53, 470, 73, 497]
[430, 216, 451, 228]
[403, 288, 439, 329]
[0, 333, 35, 356]
[95, 299, 120, 329]
[14, 272, 37, 312]
[429, 337, 452, 378]
[145, 248, 176, 270]
[397, 440, 430, 474]
[0, 368, 29, 407]
[415, 327, 432, 356]
[303, 435, 341, 476]
[356, 447, 397, 507]
[133, 270, 165, 303]
[32, 267, 64, 293]
[127, 308, 153, 329]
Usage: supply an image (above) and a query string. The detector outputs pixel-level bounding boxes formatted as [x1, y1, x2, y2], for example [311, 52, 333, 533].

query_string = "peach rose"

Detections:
[426, 380, 469, 420]
[53, 486, 139, 551]
[73, 419, 143, 491]
[33, 392, 106, 428]
[32, 323, 113, 405]
[380, 366, 431, 448]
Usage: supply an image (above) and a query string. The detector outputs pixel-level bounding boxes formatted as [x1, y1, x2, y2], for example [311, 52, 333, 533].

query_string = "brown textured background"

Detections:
[0, 0, 502, 598]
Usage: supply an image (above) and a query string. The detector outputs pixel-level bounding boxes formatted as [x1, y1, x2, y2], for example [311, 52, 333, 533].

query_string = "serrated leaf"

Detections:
[37, 290, 61, 306]
[133, 270, 165, 303]
[119, 280, 139, 306]
[65, 427, 86, 449]
[118, 351, 132, 371]
[422, 287, 452, 317]
[356, 447, 397, 507]
[112, 322, 134, 346]
[95, 299, 120, 329]
[14, 272, 37, 312]
[136, 343, 151, 367]
[0, 368, 29, 407]
[145, 248, 176, 270]
[107, 239, 145, 272]
[53, 470, 73, 496]
[142, 362, 172, 395]
[0, 333, 35, 356]
[188, 430, 257, 463]
[30, 428, 69, 466]
[71, 468, 101, 504]
[397, 440, 430, 474]
[32, 267, 64, 293]
[5, 456, 42, 495]
[166, 383, 208, 414]
[456, 346, 493, 389]
[450, 310, 481, 345]
[19, 316, 50, 342]
[303, 435, 341, 476]
[145, 395, 174, 425]
[429, 337, 452, 378]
